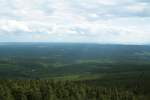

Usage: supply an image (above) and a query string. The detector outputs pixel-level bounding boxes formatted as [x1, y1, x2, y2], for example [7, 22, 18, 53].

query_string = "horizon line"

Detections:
[0, 42, 149, 46]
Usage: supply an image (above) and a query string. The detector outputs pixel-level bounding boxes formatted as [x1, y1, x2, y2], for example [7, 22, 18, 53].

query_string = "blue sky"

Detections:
[0, 0, 150, 44]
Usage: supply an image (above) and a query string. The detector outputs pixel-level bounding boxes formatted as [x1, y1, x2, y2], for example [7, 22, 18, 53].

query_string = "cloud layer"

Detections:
[0, 0, 150, 44]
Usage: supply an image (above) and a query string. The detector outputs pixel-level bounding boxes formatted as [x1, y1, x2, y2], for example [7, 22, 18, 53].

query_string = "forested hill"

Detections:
[0, 43, 150, 99]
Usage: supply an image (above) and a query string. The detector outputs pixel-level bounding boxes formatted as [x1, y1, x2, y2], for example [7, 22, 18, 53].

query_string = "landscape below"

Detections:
[0, 43, 150, 100]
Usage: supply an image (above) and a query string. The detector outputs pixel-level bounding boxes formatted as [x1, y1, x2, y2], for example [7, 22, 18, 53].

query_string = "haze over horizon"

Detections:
[0, 0, 150, 44]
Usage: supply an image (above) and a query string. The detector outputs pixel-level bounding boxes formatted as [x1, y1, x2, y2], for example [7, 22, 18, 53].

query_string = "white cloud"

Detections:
[0, 0, 150, 44]
[127, 2, 148, 12]
[0, 20, 30, 32]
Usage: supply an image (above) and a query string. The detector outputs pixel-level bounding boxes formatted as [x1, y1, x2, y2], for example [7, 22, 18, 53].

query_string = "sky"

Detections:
[0, 0, 150, 44]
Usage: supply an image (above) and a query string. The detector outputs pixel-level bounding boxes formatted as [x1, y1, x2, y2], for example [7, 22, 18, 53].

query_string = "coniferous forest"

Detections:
[0, 80, 150, 100]
[0, 43, 150, 100]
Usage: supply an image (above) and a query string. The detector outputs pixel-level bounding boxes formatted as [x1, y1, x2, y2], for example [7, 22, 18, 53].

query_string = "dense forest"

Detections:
[0, 80, 150, 100]
[0, 43, 150, 100]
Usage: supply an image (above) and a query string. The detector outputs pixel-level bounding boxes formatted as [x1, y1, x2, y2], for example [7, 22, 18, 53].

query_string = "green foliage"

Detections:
[0, 44, 150, 100]
[0, 80, 149, 100]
